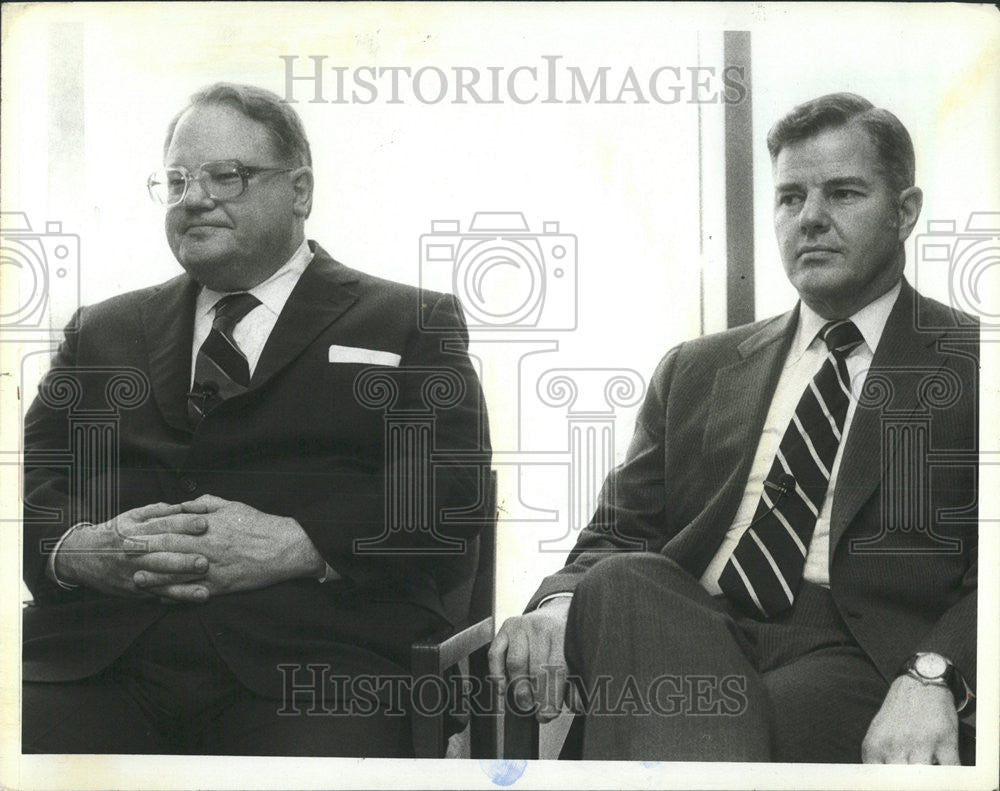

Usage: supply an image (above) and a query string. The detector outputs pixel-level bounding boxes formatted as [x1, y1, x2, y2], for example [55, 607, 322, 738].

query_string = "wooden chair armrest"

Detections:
[410, 616, 496, 757]
[411, 616, 494, 676]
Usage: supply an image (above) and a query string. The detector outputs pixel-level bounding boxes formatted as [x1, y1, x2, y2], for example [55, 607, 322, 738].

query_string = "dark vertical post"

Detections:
[724, 31, 755, 327]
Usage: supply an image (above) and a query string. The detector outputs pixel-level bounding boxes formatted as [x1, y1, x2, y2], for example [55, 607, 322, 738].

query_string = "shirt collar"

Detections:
[789, 279, 902, 363]
[196, 238, 313, 318]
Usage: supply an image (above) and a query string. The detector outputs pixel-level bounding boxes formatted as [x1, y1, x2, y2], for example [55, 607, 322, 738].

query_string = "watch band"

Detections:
[898, 653, 974, 713]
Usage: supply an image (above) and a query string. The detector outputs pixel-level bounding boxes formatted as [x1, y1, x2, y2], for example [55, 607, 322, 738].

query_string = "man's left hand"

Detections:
[862, 674, 959, 764]
[126, 495, 325, 600]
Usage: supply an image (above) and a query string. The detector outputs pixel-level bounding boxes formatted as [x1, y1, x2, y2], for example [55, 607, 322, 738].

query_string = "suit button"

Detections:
[180, 476, 197, 493]
[845, 610, 862, 619]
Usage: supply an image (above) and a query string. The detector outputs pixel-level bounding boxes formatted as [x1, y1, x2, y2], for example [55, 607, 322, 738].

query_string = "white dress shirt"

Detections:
[699, 280, 901, 594]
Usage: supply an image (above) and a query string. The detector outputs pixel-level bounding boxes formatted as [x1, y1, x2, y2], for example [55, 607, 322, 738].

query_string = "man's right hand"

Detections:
[489, 596, 579, 723]
[54, 503, 210, 601]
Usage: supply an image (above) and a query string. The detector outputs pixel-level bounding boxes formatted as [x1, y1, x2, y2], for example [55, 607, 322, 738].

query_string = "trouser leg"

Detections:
[201, 692, 413, 757]
[750, 582, 888, 763]
[564, 553, 771, 761]
[22, 674, 172, 754]
[24, 607, 414, 757]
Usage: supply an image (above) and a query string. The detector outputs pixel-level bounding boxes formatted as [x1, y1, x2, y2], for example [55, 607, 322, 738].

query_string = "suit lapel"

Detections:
[687, 309, 798, 572]
[829, 281, 946, 552]
[140, 274, 200, 434]
[248, 244, 360, 390]
[703, 310, 797, 463]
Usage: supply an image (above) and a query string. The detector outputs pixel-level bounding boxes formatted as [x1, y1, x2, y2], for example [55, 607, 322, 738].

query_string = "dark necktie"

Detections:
[718, 319, 864, 618]
[187, 292, 261, 425]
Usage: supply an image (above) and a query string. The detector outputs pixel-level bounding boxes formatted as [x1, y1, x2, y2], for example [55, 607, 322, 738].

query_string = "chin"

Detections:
[792, 263, 850, 290]
[792, 273, 855, 310]
[177, 256, 239, 290]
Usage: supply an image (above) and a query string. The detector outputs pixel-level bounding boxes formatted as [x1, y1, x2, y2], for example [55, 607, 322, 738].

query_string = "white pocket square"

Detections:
[328, 345, 401, 367]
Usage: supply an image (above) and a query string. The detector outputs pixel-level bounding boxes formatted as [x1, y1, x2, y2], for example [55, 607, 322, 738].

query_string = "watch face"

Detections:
[915, 653, 948, 679]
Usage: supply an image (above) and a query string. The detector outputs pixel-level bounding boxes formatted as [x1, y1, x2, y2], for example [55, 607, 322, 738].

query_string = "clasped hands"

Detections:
[56, 496, 325, 603]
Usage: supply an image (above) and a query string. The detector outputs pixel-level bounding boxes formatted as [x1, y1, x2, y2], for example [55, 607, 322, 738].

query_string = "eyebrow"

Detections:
[774, 175, 872, 192]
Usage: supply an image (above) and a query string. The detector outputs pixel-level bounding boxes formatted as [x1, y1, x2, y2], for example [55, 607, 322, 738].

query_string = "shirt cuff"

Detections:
[954, 666, 976, 714]
[46, 523, 89, 590]
[535, 592, 573, 610]
[318, 562, 341, 583]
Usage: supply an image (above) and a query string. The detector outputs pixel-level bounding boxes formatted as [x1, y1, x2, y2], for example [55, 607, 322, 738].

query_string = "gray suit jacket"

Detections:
[528, 279, 978, 688]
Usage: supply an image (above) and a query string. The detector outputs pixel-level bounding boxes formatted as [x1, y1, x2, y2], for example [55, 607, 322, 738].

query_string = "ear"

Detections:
[896, 185, 922, 243]
[290, 166, 314, 219]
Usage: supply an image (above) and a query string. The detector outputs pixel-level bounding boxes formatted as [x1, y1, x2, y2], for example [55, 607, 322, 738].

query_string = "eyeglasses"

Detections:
[147, 159, 293, 207]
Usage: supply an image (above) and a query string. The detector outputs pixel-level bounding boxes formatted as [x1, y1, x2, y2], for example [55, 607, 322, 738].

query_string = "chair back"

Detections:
[438, 470, 497, 627]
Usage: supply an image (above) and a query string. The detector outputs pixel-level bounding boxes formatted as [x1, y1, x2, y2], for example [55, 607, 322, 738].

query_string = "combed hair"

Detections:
[766, 92, 915, 194]
[164, 83, 312, 168]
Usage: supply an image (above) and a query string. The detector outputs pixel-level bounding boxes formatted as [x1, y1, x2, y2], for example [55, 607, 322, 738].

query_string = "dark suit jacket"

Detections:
[528, 280, 978, 689]
[22, 242, 492, 698]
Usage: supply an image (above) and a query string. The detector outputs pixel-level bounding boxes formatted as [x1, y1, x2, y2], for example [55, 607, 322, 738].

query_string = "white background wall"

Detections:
[2, 7, 998, 783]
[5, 1, 998, 608]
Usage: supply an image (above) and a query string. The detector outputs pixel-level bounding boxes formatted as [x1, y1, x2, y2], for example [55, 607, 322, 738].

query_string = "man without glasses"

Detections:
[492, 92, 977, 764]
[22, 83, 490, 756]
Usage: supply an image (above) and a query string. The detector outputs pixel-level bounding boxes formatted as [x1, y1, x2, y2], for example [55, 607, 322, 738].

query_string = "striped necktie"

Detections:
[187, 292, 261, 425]
[718, 319, 864, 618]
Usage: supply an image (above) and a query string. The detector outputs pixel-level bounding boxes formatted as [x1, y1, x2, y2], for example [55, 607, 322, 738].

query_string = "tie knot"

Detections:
[212, 292, 260, 331]
[819, 319, 863, 357]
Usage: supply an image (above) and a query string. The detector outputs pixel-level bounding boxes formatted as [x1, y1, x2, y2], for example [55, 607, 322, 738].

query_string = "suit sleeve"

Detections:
[525, 346, 681, 611]
[913, 339, 978, 691]
[915, 390, 978, 690]
[22, 309, 89, 604]
[916, 558, 977, 691]
[293, 292, 492, 591]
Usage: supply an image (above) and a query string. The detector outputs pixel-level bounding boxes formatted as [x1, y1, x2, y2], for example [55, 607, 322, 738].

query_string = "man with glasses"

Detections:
[22, 83, 490, 755]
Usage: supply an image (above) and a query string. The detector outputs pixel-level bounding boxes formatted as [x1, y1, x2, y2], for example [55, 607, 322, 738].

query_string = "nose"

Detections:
[798, 192, 830, 235]
[182, 173, 215, 208]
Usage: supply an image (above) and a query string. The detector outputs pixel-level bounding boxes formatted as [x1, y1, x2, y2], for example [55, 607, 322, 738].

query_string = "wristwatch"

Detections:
[898, 652, 973, 713]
